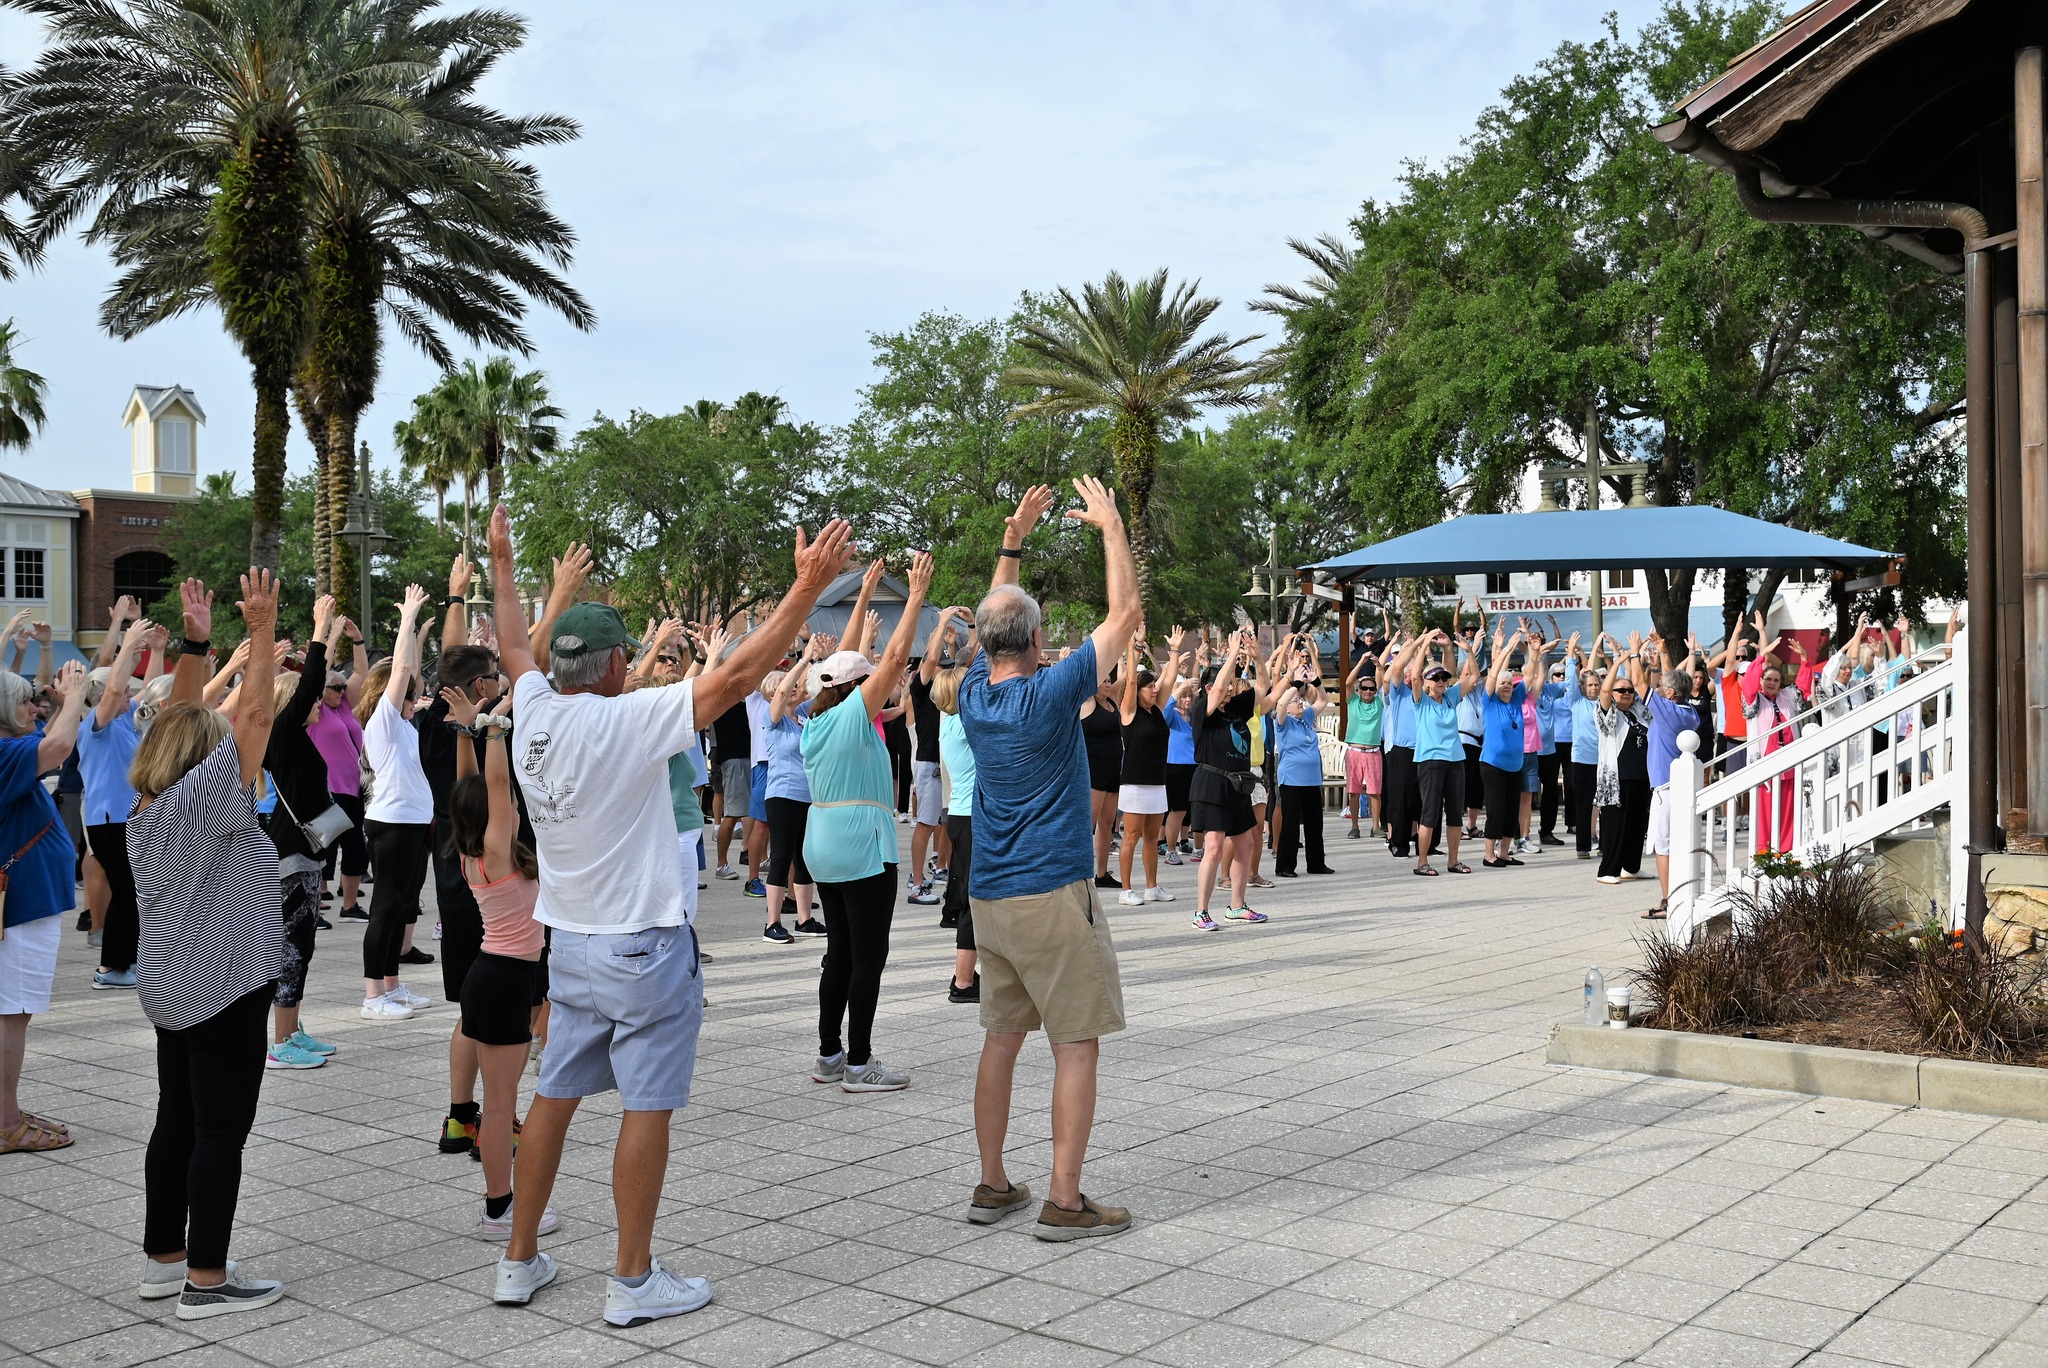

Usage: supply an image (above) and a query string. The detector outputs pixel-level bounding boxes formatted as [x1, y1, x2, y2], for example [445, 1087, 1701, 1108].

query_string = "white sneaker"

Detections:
[389, 984, 433, 1009]
[1596, 875, 1622, 885]
[174, 1268, 285, 1320]
[361, 993, 414, 1021]
[478, 1203, 559, 1241]
[713, 865, 740, 881]
[494, 1251, 557, 1306]
[141, 1257, 236, 1300]
[604, 1256, 713, 1327]
[1144, 886, 1175, 902]
[1116, 888, 1143, 907]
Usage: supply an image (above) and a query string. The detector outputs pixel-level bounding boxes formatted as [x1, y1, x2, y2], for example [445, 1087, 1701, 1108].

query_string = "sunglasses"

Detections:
[1613, 686, 1637, 695]
[324, 683, 344, 692]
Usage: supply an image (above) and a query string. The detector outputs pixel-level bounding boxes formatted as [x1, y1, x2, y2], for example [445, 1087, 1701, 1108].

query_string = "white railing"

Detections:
[1666, 632, 1968, 943]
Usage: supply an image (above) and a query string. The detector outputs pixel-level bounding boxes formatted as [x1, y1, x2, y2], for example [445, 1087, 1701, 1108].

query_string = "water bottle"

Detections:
[1583, 964, 1605, 1027]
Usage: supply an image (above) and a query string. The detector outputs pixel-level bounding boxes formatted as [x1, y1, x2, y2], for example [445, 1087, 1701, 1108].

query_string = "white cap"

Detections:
[810, 649, 875, 692]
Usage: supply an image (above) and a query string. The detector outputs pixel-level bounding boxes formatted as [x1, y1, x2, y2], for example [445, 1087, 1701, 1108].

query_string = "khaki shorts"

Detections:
[971, 879, 1126, 1044]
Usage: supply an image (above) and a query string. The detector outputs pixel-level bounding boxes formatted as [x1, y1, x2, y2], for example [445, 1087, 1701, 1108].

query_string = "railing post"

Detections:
[1950, 628, 1972, 930]
[1668, 730, 1703, 942]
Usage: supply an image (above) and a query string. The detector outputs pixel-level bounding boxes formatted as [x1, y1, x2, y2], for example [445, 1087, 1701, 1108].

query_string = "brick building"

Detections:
[63, 385, 202, 656]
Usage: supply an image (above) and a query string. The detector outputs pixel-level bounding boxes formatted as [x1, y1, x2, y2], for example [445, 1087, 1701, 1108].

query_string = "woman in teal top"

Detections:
[799, 552, 932, 1095]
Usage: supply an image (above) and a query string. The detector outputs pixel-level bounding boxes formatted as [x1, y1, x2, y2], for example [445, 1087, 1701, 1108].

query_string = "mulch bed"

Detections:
[1669, 973, 2048, 1069]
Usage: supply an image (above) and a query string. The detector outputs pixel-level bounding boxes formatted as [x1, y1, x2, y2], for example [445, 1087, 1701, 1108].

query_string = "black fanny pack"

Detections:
[1198, 763, 1258, 797]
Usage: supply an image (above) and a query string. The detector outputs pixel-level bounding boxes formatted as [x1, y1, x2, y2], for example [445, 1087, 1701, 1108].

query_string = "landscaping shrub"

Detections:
[1902, 929, 2048, 1061]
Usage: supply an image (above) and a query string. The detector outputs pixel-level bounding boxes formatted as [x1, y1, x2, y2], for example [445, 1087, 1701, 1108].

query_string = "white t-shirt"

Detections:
[744, 691, 770, 764]
[363, 698, 433, 824]
[512, 671, 699, 934]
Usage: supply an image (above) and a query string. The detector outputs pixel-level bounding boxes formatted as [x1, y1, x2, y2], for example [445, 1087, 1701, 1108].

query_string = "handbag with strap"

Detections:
[0, 817, 58, 943]
[273, 780, 356, 854]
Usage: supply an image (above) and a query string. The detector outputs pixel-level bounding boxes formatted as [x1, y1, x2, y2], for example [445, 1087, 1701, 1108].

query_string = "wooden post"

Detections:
[2019, 47, 2048, 833]
[1997, 245, 2028, 840]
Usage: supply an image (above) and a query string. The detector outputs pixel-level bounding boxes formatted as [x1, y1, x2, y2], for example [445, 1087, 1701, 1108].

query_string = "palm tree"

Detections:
[0, 319, 49, 455]
[429, 356, 563, 506]
[1001, 269, 1269, 593]
[393, 383, 472, 535]
[1250, 232, 1357, 318]
[4, 0, 429, 568]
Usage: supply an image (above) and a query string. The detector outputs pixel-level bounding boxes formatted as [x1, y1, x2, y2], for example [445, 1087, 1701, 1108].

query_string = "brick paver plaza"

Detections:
[5, 834, 2047, 1367]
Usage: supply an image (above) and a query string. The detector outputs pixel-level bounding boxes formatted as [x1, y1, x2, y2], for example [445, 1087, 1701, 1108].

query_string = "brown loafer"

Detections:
[1033, 1195, 1131, 1241]
[966, 1182, 1033, 1225]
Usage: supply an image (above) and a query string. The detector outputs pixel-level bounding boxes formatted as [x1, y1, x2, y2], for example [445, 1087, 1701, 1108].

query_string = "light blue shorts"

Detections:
[537, 924, 702, 1111]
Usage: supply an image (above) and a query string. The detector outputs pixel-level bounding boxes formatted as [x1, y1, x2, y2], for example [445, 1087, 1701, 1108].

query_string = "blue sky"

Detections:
[2, 0, 1669, 494]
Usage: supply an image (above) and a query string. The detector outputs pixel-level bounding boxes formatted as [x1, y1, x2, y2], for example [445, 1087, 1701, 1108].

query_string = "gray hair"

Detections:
[552, 641, 617, 690]
[976, 585, 1042, 663]
[0, 673, 33, 737]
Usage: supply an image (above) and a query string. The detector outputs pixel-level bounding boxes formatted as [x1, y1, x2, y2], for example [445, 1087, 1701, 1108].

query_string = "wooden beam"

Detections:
[2020, 47, 2048, 833]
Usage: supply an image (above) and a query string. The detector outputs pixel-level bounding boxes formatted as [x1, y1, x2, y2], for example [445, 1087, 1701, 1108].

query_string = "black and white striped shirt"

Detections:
[130, 736, 285, 1031]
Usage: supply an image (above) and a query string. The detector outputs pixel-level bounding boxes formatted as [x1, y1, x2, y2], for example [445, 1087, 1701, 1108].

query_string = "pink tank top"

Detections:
[464, 855, 544, 958]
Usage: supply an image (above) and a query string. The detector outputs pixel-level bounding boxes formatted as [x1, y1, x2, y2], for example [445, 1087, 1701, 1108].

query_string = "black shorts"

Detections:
[1462, 742, 1484, 810]
[1416, 759, 1465, 833]
[1481, 762, 1520, 839]
[1087, 753, 1122, 794]
[1189, 792, 1255, 838]
[1164, 762, 1194, 813]
[460, 952, 539, 1046]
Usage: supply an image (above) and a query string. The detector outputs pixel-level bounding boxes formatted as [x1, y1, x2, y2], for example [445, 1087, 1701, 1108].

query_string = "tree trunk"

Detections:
[1720, 566, 1748, 645]
[1643, 567, 1696, 647]
[1747, 568, 1788, 642]
[248, 380, 290, 570]
[327, 409, 361, 601]
[484, 429, 505, 508]
[295, 381, 332, 596]
[1110, 413, 1158, 608]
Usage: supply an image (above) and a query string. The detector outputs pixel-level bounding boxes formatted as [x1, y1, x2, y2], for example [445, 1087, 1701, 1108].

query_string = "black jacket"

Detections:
[265, 640, 336, 863]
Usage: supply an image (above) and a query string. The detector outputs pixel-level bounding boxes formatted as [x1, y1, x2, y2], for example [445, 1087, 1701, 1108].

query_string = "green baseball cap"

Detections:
[550, 602, 640, 658]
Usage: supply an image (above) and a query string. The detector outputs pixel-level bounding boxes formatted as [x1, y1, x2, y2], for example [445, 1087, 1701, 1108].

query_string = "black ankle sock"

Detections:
[450, 1102, 480, 1126]
[484, 1192, 513, 1220]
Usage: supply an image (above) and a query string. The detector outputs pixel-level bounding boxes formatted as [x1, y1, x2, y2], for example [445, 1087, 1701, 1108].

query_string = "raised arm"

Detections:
[443, 686, 482, 783]
[696, 520, 855, 722]
[529, 542, 592, 676]
[993, 485, 1055, 590]
[171, 579, 213, 708]
[36, 662, 87, 773]
[771, 635, 819, 725]
[444, 554, 472, 653]
[97, 617, 151, 728]
[30, 621, 53, 690]
[95, 597, 138, 668]
[233, 570, 280, 789]
[920, 605, 966, 684]
[1488, 629, 1519, 696]
[1157, 625, 1185, 702]
[487, 509, 542, 684]
[1207, 632, 1246, 715]
[1119, 637, 1140, 724]
[632, 619, 685, 684]
[384, 585, 430, 712]
[862, 553, 931, 719]
[203, 639, 250, 709]
[1073, 477, 1142, 682]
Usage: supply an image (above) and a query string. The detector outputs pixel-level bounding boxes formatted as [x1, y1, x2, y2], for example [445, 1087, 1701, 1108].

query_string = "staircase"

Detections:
[1665, 633, 1968, 943]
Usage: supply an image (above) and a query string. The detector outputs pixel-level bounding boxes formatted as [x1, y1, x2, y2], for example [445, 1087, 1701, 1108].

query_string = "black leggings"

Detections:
[321, 792, 369, 882]
[765, 797, 812, 888]
[362, 820, 431, 980]
[86, 822, 138, 972]
[1598, 780, 1651, 879]
[943, 815, 974, 950]
[1570, 761, 1598, 854]
[817, 864, 896, 1066]
[1275, 784, 1324, 875]
[1480, 763, 1520, 841]
[273, 870, 320, 1008]
[1538, 751, 1564, 837]
[144, 986, 269, 1269]
[1382, 746, 1416, 853]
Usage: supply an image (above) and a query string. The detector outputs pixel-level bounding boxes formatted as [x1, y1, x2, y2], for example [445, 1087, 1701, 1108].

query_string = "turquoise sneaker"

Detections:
[265, 1041, 326, 1071]
[287, 1028, 337, 1056]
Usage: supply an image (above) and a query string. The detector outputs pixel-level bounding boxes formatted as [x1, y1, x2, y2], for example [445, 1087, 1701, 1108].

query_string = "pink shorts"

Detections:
[1345, 746, 1383, 796]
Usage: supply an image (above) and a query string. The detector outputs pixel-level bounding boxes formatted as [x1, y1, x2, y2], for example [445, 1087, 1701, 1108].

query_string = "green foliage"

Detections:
[154, 467, 458, 653]
[508, 404, 826, 627]
[0, 318, 48, 454]
[1266, 1, 1967, 632]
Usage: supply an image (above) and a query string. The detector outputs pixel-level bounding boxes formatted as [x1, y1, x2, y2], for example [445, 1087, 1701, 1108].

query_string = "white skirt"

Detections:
[1118, 784, 1168, 815]
[0, 914, 63, 1015]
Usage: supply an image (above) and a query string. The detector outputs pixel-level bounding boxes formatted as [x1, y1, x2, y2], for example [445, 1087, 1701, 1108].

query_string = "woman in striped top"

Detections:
[129, 572, 288, 1321]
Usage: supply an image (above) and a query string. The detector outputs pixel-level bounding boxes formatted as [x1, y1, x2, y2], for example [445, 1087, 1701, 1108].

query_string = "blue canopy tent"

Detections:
[1304, 508, 1894, 684]
[1307, 508, 1892, 581]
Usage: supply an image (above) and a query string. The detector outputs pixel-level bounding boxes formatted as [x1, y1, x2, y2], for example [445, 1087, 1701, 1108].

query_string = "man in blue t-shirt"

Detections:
[955, 478, 1139, 1244]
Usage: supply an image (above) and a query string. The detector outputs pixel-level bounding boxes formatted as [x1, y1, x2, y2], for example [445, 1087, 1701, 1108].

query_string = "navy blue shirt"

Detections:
[957, 642, 1096, 901]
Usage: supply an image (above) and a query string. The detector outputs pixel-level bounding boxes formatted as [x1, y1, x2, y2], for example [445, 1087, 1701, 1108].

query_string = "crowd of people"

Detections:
[0, 498, 1953, 1329]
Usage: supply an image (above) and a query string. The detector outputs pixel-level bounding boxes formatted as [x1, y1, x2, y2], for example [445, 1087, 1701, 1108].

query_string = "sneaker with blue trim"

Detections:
[286, 1028, 336, 1056]
[761, 922, 794, 945]
[264, 1041, 326, 1070]
[743, 879, 766, 898]
[1191, 911, 1220, 932]
[1223, 906, 1269, 924]
[91, 967, 136, 990]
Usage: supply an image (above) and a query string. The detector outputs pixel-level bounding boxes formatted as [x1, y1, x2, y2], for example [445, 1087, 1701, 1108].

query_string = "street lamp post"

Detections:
[1243, 526, 1300, 636]
[334, 444, 396, 653]
[1536, 398, 1653, 645]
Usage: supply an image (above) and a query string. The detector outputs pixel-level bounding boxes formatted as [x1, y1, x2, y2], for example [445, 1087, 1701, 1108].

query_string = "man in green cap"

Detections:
[484, 505, 855, 1326]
